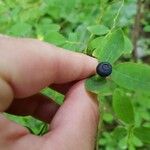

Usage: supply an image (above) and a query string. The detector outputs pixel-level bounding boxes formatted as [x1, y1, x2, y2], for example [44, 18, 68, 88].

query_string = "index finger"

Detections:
[0, 36, 98, 98]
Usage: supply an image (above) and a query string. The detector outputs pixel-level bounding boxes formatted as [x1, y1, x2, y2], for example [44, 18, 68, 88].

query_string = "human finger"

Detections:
[0, 36, 97, 99]
[43, 81, 99, 150]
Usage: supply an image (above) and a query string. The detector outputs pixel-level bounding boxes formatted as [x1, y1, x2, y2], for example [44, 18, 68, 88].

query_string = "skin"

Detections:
[0, 36, 99, 150]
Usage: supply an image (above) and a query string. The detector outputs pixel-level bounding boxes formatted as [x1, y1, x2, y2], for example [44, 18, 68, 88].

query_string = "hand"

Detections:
[0, 36, 99, 150]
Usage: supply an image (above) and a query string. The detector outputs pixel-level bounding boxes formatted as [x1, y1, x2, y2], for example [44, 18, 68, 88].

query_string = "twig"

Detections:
[132, 0, 143, 62]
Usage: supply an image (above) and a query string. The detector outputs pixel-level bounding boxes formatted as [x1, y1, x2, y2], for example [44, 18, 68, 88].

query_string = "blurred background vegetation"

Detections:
[0, 0, 150, 149]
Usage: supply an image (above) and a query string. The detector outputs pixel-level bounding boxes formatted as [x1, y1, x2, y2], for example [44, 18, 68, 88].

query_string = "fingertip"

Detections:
[45, 81, 99, 150]
[51, 47, 98, 84]
[66, 80, 98, 108]
[65, 81, 99, 124]
[51, 81, 99, 128]
[83, 55, 98, 75]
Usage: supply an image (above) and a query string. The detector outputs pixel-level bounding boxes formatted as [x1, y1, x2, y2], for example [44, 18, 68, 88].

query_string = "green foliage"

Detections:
[133, 127, 150, 144]
[44, 31, 66, 46]
[4, 113, 48, 136]
[87, 25, 110, 36]
[93, 29, 125, 64]
[85, 76, 108, 94]
[0, 0, 150, 149]
[113, 89, 135, 124]
[124, 35, 133, 54]
[41, 87, 64, 105]
[112, 63, 150, 93]
[7, 22, 32, 37]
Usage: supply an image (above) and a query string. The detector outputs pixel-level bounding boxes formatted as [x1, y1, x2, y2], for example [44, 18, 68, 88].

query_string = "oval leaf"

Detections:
[112, 62, 150, 93]
[44, 31, 66, 46]
[93, 29, 124, 64]
[89, 36, 104, 50]
[87, 25, 109, 35]
[85, 76, 107, 94]
[7, 22, 32, 37]
[133, 127, 150, 144]
[113, 89, 135, 124]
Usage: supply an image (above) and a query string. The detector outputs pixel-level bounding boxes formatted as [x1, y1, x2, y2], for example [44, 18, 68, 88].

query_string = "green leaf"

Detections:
[20, 7, 44, 22]
[93, 29, 124, 64]
[41, 88, 64, 105]
[36, 23, 60, 35]
[87, 25, 109, 35]
[103, 113, 114, 123]
[131, 135, 143, 147]
[112, 62, 150, 93]
[63, 32, 82, 52]
[7, 22, 32, 37]
[85, 75, 116, 96]
[124, 35, 133, 54]
[89, 36, 104, 50]
[113, 127, 127, 140]
[144, 25, 150, 32]
[113, 89, 135, 124]
[44, 31, 66, 46]
[133, 127, 150, 144]
[118, 136, 128, 149]
[85, 76, 107, 94]
[4, 114, 47, 135]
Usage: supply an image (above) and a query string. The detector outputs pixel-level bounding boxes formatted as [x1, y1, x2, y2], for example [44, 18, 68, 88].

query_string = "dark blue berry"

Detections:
[96, 62, 112, 77]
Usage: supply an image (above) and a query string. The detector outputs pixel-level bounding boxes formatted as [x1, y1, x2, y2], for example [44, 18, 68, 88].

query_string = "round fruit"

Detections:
[96, 62, 112, 77]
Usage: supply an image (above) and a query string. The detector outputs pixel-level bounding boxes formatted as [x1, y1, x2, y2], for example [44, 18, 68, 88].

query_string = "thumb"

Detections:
[43, 81, 99, 150]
